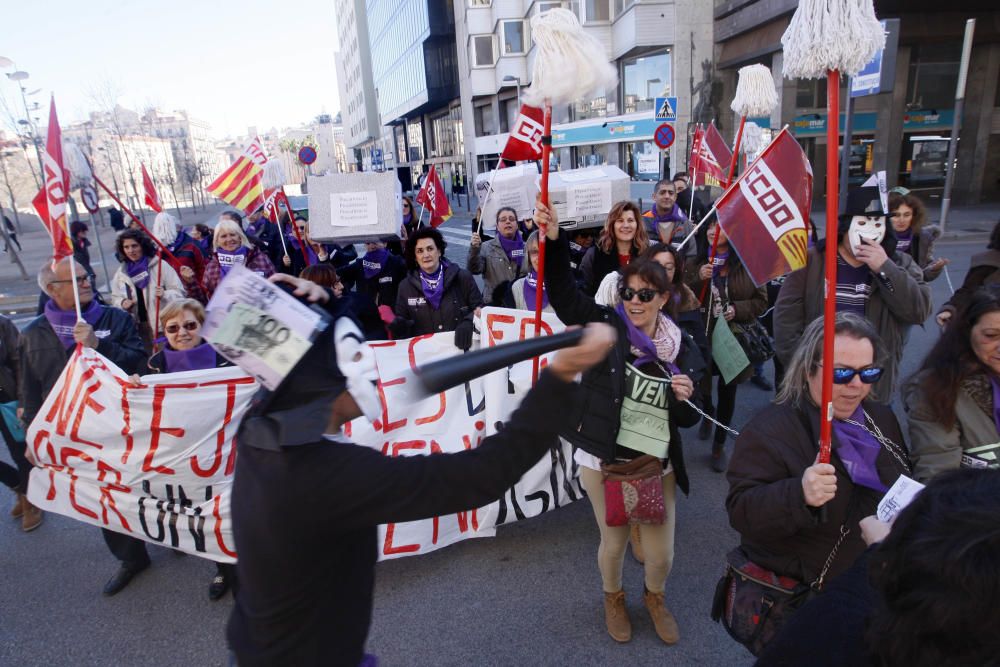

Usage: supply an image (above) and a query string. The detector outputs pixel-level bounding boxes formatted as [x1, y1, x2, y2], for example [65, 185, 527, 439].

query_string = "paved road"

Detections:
[0, 231, 981, 665]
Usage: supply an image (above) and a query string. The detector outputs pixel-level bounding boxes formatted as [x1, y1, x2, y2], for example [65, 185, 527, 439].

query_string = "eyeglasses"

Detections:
[49, 276, 90, 286]
[619, 287, 658, 303]
[165, 321, 199, 334]
[830, 366, 884, 384]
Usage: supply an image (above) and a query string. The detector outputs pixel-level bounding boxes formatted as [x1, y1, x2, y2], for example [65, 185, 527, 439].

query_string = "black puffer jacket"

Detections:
[19, 306, 146, 423]
[0, 315, 19, 403]
[393, 262, 483, 336]
[545, 231, 705, 495]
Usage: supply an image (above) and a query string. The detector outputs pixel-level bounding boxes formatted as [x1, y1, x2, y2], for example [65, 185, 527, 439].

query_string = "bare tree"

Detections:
[0, 89, 41, 190]
[88, 79, 145, 222]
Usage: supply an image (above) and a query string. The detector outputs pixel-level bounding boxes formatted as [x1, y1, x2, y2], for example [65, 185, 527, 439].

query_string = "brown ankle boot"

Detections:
[603, 590, 632, 642]
[21, 498, 43, 532]
[629, 524, 645, 564]
[10, 493, 25, 519]
[644, 588, 680, 645]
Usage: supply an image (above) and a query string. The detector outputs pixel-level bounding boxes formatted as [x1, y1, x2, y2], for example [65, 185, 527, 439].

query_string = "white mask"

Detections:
[334, 318, 381, 422]
[847, 215, 885, 256]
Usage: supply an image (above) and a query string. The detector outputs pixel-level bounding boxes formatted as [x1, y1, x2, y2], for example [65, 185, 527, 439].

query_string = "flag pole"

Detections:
[90, 169, 178, 265]
[279, 189, 311, 267]
[699, 116, 746, 305]
[153, 251, 163, 350]
[818, 69, 841, 465]
[531, 101, 553, 385]
[474, 155, 506, 236]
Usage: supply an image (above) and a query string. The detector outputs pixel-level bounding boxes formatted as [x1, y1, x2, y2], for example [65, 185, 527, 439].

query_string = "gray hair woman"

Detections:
[726, 312, 912, 643]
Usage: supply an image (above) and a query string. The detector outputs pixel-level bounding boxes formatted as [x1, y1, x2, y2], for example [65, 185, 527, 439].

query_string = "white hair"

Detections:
[212, 219, 250, 252]
[153, 212, 179, 246]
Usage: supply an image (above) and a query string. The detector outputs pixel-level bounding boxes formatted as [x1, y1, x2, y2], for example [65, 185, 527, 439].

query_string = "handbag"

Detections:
[729, 319, 774, 364]
[600, 455, 665, 526]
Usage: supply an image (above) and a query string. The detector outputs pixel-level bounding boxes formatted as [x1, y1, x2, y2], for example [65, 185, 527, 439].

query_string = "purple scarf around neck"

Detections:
[44, 299, 103, 349]
[126, 256, 151, 289]
[831, 404, 888, 493]
[988, 375, 1000, 436]
[523, 271, 548, 310]
[362, 247, 389, 280]
[217, 247, 249, 277]
[497, 232, 525, 263]
[419, 262, 446, 310]
[614, 303, 679, 372]
[288, 234, 318, 265]
[162, 342, 218, 372]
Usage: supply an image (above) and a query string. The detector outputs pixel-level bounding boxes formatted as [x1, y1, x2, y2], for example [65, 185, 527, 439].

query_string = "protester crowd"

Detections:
[2, 175, 998, 667]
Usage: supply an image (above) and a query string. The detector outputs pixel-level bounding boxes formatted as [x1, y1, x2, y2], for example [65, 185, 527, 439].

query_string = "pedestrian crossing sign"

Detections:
[654, 97, 677, 121]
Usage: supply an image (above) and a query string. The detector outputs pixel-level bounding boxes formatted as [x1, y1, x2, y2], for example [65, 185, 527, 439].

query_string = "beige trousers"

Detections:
[580, 466, 677, 593]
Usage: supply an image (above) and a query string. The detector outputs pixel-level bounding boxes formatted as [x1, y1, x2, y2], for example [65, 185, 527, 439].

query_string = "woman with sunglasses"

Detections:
[727, 313, 911, 616]
[389, 196, 420, 256]
[130, 299, 238, 601]
[280, 217, 332, 277]
[905, 286, 1000, 481]
[535, 200, 705, 646]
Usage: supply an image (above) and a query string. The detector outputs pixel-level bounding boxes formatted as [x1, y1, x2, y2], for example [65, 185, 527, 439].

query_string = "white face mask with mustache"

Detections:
[847, 216, 886, 255]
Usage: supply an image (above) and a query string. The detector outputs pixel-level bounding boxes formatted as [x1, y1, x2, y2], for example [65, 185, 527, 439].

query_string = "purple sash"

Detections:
[419, 264, 445, 310]
[43, 299, 103, 349]
[523, 271, 548, 310]
[497, 233, 525, 263]
[126, 257, 151, 289]
[162, 342, 218, 372]
[217, 247, 249, 277]
[831, 404, 888, 493]
[362, 247, 389, 279]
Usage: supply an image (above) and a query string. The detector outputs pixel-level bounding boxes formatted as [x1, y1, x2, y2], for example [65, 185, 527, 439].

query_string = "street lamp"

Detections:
[502, 75, 522, 113]
[0, 61, 45, 187]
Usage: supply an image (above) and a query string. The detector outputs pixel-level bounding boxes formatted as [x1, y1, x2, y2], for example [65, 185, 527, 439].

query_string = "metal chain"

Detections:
[812, 523, 850, 590]
[683, 398, 741, 437]
[843, 411, 912, 474]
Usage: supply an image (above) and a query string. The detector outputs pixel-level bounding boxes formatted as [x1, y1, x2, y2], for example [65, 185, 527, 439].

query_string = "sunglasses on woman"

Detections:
[832, 367, 883, 384]
[619, 287, 658, 303]
[165, 321, 199, 334]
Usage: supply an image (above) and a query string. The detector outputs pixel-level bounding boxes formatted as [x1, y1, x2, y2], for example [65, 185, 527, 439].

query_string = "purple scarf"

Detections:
[126, 256, 151, 290]
[831, 404, 888, 493]
[614, 303, 679, 372]
[523, 271, 548, 310]
[497, 232, 525, 263]
[288, 235, 318, 266]
[895, 228, 913, 253]
[419, 263, 446, 310]
[988, 375, 1000, 436]
[162, 342, 218, 372]
[217, 247, 249, 277]
[44, 299, 103, 349]
[362, 247, 389, 280]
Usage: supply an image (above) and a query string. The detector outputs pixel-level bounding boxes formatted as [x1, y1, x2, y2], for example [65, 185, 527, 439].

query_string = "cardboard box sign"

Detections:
[475, 164, 539, 230]
[547, 165, 631, 231]
[307, 172, 403, 243]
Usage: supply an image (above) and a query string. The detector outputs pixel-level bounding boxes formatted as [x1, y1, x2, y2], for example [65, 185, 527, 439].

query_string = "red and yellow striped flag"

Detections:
[206, 137, 268, 213]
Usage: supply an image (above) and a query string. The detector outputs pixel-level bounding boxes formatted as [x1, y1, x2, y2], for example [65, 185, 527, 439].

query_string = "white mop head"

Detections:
[153, 212, 179, 246]
[730, 64, 777, 117]
[738, 122, 766, 156]
[262, 159, 286, 189]
[523, 8, 618, 107]
[781, 0, 885, 79]
[63, 142, 93, 190]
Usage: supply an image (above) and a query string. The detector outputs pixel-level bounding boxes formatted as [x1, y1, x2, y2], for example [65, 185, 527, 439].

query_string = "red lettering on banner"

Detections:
[391, 440, 425, 456]
[371, 340, 408, 433]
[383, 522, 420, 555]
[519, 317, 554, 340]
[120, 383, 136, 465]
[59, 448, 98, 520]
[96, 460, 132, 531]
[42, 356, 103, 449]
[486, 313, 516, 344]
[192, 377, 255, 478]
[212, 494, 237, 558]
[407, 336, 446, 426]
[143, 383, 197, 475]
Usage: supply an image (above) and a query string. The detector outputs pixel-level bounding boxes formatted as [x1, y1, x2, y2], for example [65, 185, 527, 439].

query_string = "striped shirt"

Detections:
[836, 255, 873, 315]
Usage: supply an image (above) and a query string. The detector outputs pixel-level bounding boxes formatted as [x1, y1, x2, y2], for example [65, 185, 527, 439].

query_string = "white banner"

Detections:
[27, 308, 585, 563]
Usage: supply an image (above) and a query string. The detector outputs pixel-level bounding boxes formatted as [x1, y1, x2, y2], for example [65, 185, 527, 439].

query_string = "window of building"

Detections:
[585, 0, 610, 22]
[906, 43, 962, 111]
[468, 0, 491, 5]
[499, 98, 519, 133]
[537, 1, 579, 17]
[572, 95, 607, 121]
[613, 0, 629, 17]
[622, 50, 670, 114]
[407, 118, 424, 162]
[623, 141, 663, 181]
[394, 126, 407, 165]
[500, 20, 527, 55]
[472, 35, 497, 68]
[474, 104, 496, 137]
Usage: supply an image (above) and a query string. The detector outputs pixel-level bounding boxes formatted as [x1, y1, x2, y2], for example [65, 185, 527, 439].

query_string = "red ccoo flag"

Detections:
[716, 127, 812, 287]
[502, 105, 545, 162]
[416, 165, 452, 228]
[32, 97, 73, 264]
[691, 123, 732, 188]
[142, 163, 162, 213]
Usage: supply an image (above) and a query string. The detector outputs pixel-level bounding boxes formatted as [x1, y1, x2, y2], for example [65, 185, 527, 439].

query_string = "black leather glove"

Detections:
[388, 317, 411, 340]
[453, 319, 474, 351]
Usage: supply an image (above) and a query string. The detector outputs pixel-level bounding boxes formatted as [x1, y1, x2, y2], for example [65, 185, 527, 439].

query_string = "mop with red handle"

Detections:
[781, 0, 885, 464]
[522, 7, 617, 383]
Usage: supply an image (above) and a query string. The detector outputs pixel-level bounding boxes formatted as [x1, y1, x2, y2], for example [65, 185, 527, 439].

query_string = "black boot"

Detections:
[711, 439, 729, 473]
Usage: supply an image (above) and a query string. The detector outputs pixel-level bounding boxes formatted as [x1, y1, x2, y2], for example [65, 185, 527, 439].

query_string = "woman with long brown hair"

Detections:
[905, 285, 1000, 480]
[579, 200, 650, 296]
[888, 191, 948, 283]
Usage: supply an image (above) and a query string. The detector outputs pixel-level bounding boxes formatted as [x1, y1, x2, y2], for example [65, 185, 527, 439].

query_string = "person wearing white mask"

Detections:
[774, 187, 932, 397]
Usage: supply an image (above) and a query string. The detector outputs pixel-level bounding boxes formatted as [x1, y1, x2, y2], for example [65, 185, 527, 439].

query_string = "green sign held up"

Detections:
[711, 318, 750, 384]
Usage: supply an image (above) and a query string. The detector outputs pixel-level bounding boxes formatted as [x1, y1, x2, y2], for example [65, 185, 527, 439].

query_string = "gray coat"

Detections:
[774, 246, 931, 397]
[467, 238, 523, 305]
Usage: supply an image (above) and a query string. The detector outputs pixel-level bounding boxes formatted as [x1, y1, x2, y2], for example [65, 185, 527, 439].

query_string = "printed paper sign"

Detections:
[711, 319, 750, 384]
[331, 191, 378, 227]
[566, 181, 612, 218]
[615, 364, 670, 458]
[877, 474, 925, 522]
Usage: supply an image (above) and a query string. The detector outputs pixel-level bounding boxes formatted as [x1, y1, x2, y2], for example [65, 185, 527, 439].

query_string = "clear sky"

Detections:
[0, 0, 341, 139]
